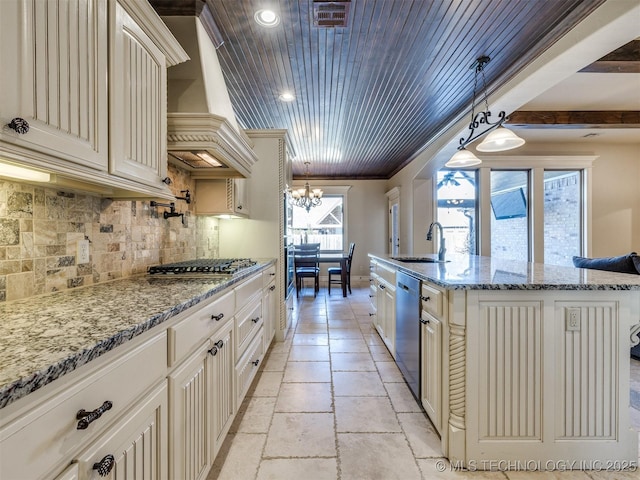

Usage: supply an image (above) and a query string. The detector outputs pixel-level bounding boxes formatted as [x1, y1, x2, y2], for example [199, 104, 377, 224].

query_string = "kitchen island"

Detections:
[370, 253, 640, 471]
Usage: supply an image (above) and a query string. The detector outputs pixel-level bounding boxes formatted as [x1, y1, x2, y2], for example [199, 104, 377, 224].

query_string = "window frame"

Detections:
[436, 155, 594, 262]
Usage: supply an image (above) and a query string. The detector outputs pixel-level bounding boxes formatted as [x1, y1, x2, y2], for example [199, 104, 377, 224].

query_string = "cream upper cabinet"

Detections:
[0, 0, 109, 170]
[109, 0, 168, 188]
[0, 0, 188, 199]
[195, 178, 250, 217]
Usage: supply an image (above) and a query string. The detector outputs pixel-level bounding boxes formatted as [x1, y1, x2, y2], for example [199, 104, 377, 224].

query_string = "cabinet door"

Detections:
[110, 0, 168, 187]
[421, 313, 442, 433]
[382, 286, 396, 358]
[0, 0, 108, 170]
[233, 178, 249, 216]
[75, 381, 168, 480]
[211, 323, 235, 458]
[263, 282, 277, 351]
[168, 344, 211, 480]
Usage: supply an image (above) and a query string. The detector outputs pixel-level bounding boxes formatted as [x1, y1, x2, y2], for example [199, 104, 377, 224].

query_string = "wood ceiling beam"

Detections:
[579, 39, 640, 73]
[506, 111, 640, 129]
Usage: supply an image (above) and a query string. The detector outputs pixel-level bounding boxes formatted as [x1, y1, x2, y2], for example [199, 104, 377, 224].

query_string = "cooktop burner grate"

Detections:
[148, 258, 257, 275]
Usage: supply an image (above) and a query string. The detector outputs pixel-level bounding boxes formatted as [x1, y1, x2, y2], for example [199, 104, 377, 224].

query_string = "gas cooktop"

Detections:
[148, 259, 257, 276]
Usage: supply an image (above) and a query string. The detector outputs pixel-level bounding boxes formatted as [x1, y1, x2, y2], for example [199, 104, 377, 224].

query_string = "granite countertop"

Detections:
[370, 254, 640, 290]
[0, 261, 274, 410]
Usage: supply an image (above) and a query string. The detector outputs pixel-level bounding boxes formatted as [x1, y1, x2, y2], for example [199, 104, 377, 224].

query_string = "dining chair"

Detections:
[294, 243, 320, 297]
[328, 242, 355, 295]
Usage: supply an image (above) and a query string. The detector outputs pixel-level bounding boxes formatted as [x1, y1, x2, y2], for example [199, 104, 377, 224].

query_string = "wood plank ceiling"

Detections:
[154, 0, 608, 179]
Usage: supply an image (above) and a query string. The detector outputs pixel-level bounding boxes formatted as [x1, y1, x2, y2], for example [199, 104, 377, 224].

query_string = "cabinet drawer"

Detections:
[421, 283, 443, 318]
[262, 265, 276, 288]
[169, 290, 235, 366]
[378, 263, 396, 286]
[235, 274, 262, 307]
[236, 329, 265, 404]
[0, 332, 166, 480]
[236, 298, 263, 361]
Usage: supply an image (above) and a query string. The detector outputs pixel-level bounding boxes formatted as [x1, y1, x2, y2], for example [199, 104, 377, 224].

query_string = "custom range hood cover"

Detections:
[159, 7, 257, 178]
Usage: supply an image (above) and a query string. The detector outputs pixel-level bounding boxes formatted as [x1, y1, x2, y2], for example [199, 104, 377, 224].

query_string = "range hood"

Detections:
[159, 11, 257, 179]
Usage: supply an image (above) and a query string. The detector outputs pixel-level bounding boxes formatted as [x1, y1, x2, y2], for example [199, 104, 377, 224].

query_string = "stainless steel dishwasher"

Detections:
[395, 270, 421, 401]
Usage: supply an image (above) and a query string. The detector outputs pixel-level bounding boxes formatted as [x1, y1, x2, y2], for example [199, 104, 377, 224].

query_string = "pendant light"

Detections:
[446, 56, 525, 168]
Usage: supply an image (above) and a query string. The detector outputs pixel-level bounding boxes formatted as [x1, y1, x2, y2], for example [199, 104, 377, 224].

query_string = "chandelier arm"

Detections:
[457, 111, 507, 149]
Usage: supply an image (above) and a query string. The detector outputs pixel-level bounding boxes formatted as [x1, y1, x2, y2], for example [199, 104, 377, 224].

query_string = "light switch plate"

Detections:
[77, 239, 90, 264]
[566, 307, 581, 331]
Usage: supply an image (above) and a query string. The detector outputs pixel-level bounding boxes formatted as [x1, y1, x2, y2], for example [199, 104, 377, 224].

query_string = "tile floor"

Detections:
[207, 287, 640, 480]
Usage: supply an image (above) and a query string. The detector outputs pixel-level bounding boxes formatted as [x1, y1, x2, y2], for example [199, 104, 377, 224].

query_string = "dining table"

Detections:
[318, 251, 349, 297]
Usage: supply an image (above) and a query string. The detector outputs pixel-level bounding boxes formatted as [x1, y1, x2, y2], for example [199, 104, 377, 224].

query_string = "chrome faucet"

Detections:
[426, 222, 446, 262]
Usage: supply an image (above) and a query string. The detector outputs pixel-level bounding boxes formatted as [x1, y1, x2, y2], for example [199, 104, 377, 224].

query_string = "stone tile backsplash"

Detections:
[0, 164, 216, 302]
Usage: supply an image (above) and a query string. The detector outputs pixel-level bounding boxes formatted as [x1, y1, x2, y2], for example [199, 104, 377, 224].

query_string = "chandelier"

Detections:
[290, 162, 323, 212]
[446, 56, 525, 168]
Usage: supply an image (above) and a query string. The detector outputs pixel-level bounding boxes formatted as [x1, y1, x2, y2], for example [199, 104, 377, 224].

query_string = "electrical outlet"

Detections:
[77, 239, 90, 264]
[566, 307, 581, 332]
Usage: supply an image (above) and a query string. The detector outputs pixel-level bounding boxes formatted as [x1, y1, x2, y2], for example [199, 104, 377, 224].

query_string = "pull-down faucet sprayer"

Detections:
[426, 222, 446, 262]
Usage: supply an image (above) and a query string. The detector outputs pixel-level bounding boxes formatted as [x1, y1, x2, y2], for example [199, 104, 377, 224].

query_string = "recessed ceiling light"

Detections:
[279, 91, 295, 102]
[255, 9, 280, 28]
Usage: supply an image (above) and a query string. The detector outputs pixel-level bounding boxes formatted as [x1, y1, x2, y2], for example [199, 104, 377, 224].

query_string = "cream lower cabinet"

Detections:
[75, 381, 168, 480]
[262, 265, 277, 352]
[420, 281, 445, 434]
[372, 276, 396, 358]
[369, 260, 396, 357]
[168, 320, 234, 480]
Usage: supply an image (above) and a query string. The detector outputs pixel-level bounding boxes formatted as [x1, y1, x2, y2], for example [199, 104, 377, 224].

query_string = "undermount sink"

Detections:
[392, 257, 447, 263]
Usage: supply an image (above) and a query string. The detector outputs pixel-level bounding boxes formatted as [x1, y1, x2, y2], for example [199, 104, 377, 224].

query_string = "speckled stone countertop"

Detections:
[370, 254, 640, 290]
[0, 261, 274, 409]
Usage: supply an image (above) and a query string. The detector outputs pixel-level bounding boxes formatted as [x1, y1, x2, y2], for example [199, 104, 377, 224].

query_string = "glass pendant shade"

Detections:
[476, 126, 526, 152]
[445, 148, 482, 168]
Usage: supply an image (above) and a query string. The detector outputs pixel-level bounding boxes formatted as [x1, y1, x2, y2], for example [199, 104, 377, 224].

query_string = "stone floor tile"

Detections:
[417, 458, 510, 479]
[207, 433, 266, 480]
[329, 337, 369, 353]
[231, 397, 276, 434]
[338, 433, 422, 480]
[369, 344, 394, 361]
[333, 371, 386, 396]
[250, 371, 283, 397]
[295, 323, 328, 334]
[274, 382, 333, 412]
[397, 412, 442, 458]
[292, 333, 329, 345]
[335, 396, 401, 432]
[264, 413, 336, 457]
[330, 352, 376, 371]
[505, 472, 591, 479]
[385, 381, 423, 412]
[256, 458, 338, 480]
[327, 319, 360, 329]
[288, 345, 330, 361]
[328, 328, 363, 339]
[376, 361, 405, 382]
[261, 352, 288, 371]
[268, 341, 292, 354]
[283, 361, 332, 383]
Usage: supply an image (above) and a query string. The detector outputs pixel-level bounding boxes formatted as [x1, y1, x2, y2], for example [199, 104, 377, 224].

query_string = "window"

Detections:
[490, 170, 529, 261]
[291, 194, 344, 251]
[436, 170, 478, 255]
[436, 161, 587, 263]
[544, 170, 582, 266]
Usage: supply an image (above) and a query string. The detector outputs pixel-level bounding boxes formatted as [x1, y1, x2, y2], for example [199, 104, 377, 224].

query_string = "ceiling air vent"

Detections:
[313, 1, 351, 28]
